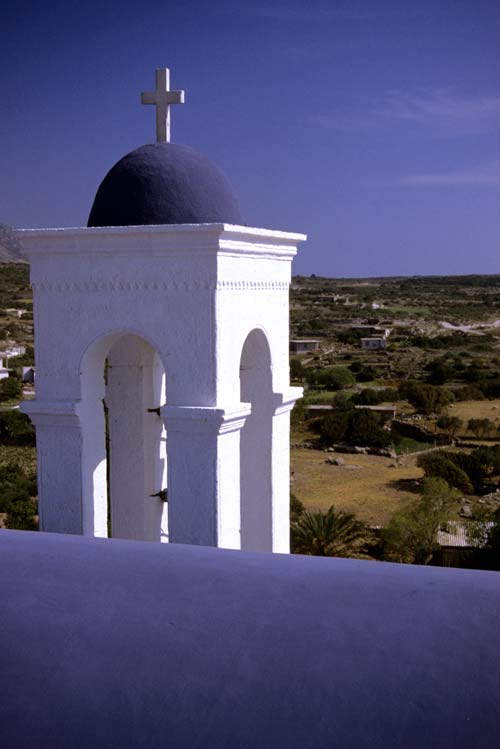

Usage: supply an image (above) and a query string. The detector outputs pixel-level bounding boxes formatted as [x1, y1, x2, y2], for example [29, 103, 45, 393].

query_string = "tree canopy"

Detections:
[291, 506, 367, 557]
[383, 478, 460, 565]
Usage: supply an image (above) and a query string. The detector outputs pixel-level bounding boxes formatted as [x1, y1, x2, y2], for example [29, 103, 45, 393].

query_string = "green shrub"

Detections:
[468, 418, 494, 439]
[480, 378, 500, 398]
[315, 411, 352, 445]
[399, 381, 454, 415]
[290, 358, 306, 381]
[306, 367, 355, 391]
[448, 445, 500, 493]
[290, 494, 305, 522]
[316, 407, 391, 448]
[6, 499, 37, 530]
[345, 409, 392, 448]
[291, 506, 367, 557]
[0, 411, 35, 446]
[353, 364, 378, 383]
[382, 478, 460, 564]
[453, 385, 485, 401]
[0, 377, 22, 402]
[0, 460, 38, 530]
[352, 387, 398, 406]
[417, 452, 474, 494]
[426, 361, 454, 385]
[436, 415, 463, 436]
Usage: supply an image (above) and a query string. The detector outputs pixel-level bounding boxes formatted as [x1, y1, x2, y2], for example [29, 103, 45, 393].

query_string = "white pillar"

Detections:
[161, 405, 250, 548]
[239, 387, 273, 553]
[20, 400, 84, 534]
[271, 389, 303, 553]
[79, 394, 108, 537]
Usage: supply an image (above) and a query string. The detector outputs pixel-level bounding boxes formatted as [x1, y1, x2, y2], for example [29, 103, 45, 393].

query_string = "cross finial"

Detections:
[141, 68, 185, 143]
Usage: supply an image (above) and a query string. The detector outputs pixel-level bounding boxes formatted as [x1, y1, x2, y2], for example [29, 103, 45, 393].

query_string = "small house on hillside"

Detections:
[22, 366, 35, 384]
[290, 339, 320, 355]
[5, 308, 23, 319]
[1, 345, 26, 358]
[0, 358, 9, 381]
[435, 521, 493, 568]
[11, 345, 26, 357]
[361, 337, 386, 350]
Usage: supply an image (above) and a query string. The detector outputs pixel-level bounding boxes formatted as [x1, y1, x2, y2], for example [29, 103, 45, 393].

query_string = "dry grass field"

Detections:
[419, 399, 500, 439]
[291, 448, 423, 525]
[447, 398, 500, 428]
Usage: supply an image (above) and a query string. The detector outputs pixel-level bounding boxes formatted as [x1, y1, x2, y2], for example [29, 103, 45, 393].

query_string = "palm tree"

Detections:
[291, 506, 367, 557]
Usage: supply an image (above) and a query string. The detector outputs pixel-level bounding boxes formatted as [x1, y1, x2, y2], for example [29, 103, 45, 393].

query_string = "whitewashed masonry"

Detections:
[20, 223, 305, 552]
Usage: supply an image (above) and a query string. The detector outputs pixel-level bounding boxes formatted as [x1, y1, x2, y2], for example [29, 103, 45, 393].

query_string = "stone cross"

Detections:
[141, 68, 185, 143]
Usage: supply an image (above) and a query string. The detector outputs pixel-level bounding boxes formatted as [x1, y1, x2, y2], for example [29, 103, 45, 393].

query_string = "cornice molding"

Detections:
[272, 387, 304, 416]
[20, 399, 81, 428]
[17, 224, 306, 261]
[31, 279, 290, 293]
[217, 280, 289, 291]
[161, 404, 252, 435]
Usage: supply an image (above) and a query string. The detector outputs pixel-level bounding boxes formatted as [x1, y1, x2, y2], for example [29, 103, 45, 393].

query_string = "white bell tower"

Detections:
[20, 70, 305, 552]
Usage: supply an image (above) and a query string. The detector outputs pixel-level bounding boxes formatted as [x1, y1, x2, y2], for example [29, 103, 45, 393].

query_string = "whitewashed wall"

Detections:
[20, 224, 305, 552]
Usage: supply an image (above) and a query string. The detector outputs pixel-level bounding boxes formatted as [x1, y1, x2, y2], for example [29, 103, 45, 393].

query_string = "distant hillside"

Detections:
[290, 272, 500, 337]
[0, 224, 24, 262]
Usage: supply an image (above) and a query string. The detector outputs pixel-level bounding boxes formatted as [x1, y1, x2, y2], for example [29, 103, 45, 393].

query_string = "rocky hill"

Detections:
[0, 224, 24, 262]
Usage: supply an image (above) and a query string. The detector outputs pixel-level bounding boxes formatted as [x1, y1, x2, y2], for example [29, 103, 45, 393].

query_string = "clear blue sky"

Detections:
[1, 0, 499, 277]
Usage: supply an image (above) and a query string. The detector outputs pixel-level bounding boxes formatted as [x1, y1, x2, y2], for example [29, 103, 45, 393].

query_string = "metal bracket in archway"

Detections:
[150, 489, 168, 503]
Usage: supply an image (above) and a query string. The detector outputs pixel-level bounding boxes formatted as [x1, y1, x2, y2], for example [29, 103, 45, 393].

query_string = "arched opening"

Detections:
[239, 329, 274, 551]
[80, 333, 168, 541]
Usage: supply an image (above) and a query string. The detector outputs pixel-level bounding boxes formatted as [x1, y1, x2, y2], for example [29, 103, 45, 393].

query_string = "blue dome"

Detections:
[88, 143, 244, 227]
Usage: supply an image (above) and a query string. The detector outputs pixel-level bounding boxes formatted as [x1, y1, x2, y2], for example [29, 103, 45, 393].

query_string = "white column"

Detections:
[77, 396, 106, 537]
[271, 388, 303, 553]
[239, 390, 274, 552]
[20, 400, 85, 535]
[161, 405, 250, 548]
